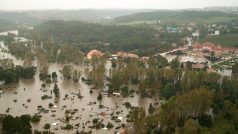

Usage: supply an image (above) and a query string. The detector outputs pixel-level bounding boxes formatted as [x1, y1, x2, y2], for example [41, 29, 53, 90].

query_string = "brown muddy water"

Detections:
[0, 30, 159, 134]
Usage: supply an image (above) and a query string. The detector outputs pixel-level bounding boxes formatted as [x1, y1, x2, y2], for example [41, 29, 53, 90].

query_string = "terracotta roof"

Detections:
[87, 50, 103, 59]
[116, 51, 138, 58]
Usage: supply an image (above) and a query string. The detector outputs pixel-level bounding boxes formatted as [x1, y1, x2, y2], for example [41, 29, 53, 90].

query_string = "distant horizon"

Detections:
[0, 6, 237, 11]
[1, 0, 238, 10]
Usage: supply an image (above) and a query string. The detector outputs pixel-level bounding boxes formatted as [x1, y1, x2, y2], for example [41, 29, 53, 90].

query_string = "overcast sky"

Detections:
[0, 0, 238, 10]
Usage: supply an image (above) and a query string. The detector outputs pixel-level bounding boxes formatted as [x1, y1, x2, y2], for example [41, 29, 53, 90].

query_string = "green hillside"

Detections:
[200, 35, 238, 48]
[114, 10, 238, 24]
[31, 20, 166, 55]
[0, 19, 17, 32]
[0, 12, 41, 26]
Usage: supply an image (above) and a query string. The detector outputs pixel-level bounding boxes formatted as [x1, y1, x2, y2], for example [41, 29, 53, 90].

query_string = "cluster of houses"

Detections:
[192, 42, 238, 55]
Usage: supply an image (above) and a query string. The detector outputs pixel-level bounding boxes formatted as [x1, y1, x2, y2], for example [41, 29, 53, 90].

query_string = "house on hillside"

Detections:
[214, 30, 220, 35]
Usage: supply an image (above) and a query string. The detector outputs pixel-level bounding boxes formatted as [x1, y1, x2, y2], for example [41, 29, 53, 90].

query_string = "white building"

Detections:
[192, 31, 199, 37]
[215, 30, 220, 35]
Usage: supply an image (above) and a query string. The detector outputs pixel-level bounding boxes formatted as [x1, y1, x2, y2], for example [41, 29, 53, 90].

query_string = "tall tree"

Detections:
[160, 82, 176, 99]
[53, 83, 60, 97]
[129, 107, 147, 134]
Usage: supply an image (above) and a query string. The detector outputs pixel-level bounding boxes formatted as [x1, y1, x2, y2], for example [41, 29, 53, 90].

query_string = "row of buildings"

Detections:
[192, 42, 238, 55]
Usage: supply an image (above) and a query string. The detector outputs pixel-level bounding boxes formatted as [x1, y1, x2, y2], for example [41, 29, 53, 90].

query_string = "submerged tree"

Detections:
[53, 83, 60, 97]
[232, 62, 238, 78]
[2, 114, 32, 134]
[129, 107, 147, 134]
[148, 103, 155, 114]
[97, 93, 102, 100]
[72, 70, 81, 82]
[52, 72, 57, 79]
[60, 65, 73, 79]
[160, 82, 176, 99]
[170, 57, 180, 69]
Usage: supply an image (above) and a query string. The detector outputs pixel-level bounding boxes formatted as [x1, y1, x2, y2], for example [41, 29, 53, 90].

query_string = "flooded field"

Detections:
[0, 30, 159, 134]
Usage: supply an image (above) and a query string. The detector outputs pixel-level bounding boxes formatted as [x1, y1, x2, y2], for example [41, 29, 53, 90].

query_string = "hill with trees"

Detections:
[0, 9, 149, 32]
[23, 20, 173, 55]
[200, 35, 238, 48]
[114, 10, 238, 24]
[0, 19, 17, 32]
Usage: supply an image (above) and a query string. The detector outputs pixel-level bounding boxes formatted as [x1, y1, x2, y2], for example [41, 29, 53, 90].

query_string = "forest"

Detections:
[19, 20, 178, 56]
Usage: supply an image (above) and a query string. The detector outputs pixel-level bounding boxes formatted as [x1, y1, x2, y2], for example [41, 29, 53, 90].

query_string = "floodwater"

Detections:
[163, 54, 209, 63]
[163, 54, 232, 76]
[0, 30, 159, 134]
[0, 30, 18, 36]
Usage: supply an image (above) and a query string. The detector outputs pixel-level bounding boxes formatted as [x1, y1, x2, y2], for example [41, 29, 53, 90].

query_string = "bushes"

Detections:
[92, 118, 99, 124]
[0, 65, 37, 84]
[124, 102, 132, 108]
[91, 118, 105, 129]
[53, 83, 60, 97]
[148, 103, 155, 114]
[48, 103, 54, 108]
[106, 122, 114, 129]
[0, 69, 18, 84]
[97, 93, 102, 100]
[62, 124, 73, 129]
[34, 130, 41, 134]
[95, 122, 104, 129]
[31, 114, 41, 123]
[43, 123, 50, 129]
[41, 95, 52, 100]
[160, 82, 176, 99]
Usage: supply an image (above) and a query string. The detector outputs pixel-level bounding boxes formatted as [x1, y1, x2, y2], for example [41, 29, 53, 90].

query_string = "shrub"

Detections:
[106, 122, 114, 129]
[92, 118, 99, 124]
[43, 123, 50, 129]
[31, 114, 41, 123]
[124, 102, 131, 108]
[62, 124, 73, 129]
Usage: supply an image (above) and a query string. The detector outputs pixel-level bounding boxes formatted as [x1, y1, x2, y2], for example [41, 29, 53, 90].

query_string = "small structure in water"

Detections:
[52, 122, 59, 126]
[113, 92, 121, 96]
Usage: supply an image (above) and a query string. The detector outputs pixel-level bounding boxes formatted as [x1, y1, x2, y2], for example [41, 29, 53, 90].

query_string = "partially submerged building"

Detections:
[116, 51, 138, 58]
[86, 50, 103, 59]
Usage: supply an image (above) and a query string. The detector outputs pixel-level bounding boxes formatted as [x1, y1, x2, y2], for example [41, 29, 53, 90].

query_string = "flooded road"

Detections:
[0, 30, 158, 134]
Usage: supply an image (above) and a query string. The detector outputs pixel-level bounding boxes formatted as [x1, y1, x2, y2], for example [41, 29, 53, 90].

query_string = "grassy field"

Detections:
[200, 35, 238, 48]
